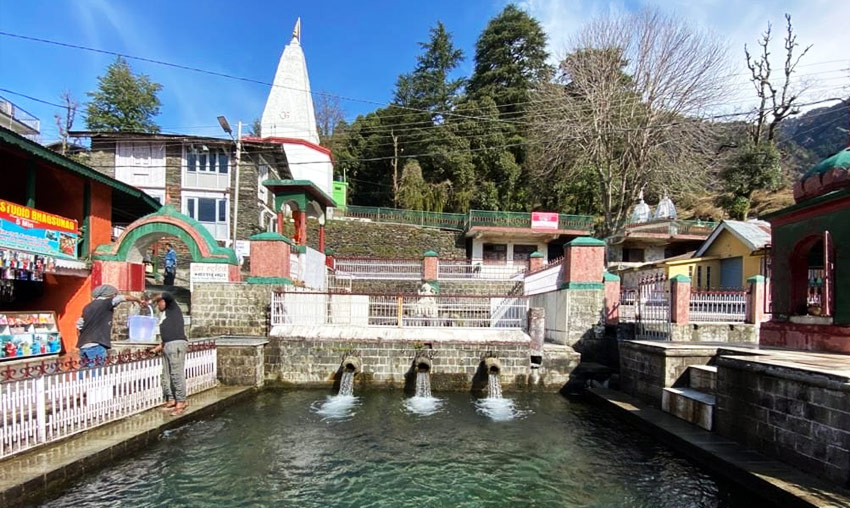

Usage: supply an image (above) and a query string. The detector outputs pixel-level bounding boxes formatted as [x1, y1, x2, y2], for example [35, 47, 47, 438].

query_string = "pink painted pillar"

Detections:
[423, 250, 439, 281]
[528, 252, 544, 272]
[559, 237, 606, 289]
[325, 248, 335, 269]
[747, 275, 766, 324]
[603, 272, 621, 325]
[249, 233, 292, 280]
[91, 260, 145, 292]
[670, 275, 691, 324]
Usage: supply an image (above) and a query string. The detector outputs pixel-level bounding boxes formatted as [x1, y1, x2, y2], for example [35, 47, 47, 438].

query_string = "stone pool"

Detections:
[40, 390, 762, 507]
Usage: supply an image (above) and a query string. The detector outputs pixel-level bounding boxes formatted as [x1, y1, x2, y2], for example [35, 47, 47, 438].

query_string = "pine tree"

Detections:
[86, 57, 162, 133]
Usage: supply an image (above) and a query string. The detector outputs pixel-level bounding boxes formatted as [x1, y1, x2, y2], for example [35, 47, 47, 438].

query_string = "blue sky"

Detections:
[1, 0, 847, 144]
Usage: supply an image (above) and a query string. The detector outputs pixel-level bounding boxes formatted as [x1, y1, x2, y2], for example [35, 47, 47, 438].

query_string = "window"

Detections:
[115, 142, 165, 186]
[706, 266, 712, 289]
[512, 244, 538, 262]
[482, 243, 507, 263]
[697, 266, 703, 288]
[623, 248, 645, 263]
[186, 145, 229, 174]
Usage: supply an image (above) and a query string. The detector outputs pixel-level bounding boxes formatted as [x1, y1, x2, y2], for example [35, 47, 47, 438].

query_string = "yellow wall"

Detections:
[701, 230, 765, 288]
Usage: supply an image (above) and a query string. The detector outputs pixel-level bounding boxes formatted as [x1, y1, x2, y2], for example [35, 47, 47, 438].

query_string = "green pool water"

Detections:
[41, 389, 763, 507]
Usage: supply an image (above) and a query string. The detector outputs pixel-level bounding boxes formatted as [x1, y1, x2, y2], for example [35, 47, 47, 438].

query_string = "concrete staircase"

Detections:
[662, 365, 717, 431]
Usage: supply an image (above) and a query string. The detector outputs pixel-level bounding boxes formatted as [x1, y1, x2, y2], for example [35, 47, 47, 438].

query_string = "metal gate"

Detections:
[636, 274, 671, 340]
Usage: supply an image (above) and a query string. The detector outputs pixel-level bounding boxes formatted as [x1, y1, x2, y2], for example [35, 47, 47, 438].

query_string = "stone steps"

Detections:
[662, 386, 715, 431]
[688, 364, 717, 392]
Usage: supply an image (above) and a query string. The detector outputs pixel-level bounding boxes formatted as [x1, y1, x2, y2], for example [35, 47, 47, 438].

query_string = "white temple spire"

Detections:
[261, 18, 319, 144]
[292, 17, 301, 44]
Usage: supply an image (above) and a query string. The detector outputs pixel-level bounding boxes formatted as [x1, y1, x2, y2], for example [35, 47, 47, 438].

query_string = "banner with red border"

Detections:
[0, 200, 79, 259]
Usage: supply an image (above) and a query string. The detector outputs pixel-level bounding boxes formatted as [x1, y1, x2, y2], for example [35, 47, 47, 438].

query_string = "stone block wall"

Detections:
[715, 356, 850, 488]
[669, 323, 758, 343]
[309, 220, 466, 258]
[530, 288, 604, 358]
[619, 341, 719, 407]
[190, 283, 276, 337]
[216, 338, 268, 387]
[264, 336, 579, 392]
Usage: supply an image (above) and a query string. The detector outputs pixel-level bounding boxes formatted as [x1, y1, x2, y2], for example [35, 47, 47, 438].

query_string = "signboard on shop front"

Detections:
[531, 212, 559, 230]
[0, 200, 79, 259]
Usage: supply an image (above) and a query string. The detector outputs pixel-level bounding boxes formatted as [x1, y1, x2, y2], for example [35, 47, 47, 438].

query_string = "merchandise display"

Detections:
[0, 248, 55, 282]
[0, 311, 62, 359]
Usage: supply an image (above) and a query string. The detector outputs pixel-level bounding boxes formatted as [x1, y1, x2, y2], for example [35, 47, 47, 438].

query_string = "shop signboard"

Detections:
[531, 212, 558, 230]
[0, 200, 79, 259]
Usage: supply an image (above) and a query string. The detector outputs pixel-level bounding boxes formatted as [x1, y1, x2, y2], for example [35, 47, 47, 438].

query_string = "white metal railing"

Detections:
[689, 289, 748, 323]
[334, 258, 422, 280]
[620, 288, 637, 322]
[524, 263, 560, 296]
[439, 261, 525, 281]
[0, 344, 217, 459]
[271, 291, 528, 329]
[327, 268, 352, 293]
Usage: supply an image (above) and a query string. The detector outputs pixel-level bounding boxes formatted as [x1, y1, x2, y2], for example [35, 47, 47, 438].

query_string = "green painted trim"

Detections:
[246, 276, 292, 285]
[529, 252, 544, 258]
[263, 179, 337, 208]
[249, 232, 294, 245]
[324, 247, 334, 256]
[566, 237, 605, 247]
[0, 126, 160, 211]
[747, 275, 766, 283]
[422, 280, 440, 293]
[93, 205, 238, 264]
[602, 272, 620, 282]
[423, 250, 438, 257]
[558, 282, 604, 290]
[292, 245, 307, 254]
[670, 274, 691, 283]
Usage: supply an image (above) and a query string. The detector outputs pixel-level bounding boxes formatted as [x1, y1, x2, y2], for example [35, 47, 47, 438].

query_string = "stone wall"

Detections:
[310, 219, 466, 258]
[264, 332, 579, 392]
[190, 283, 275, 337]
[715, 355, 850, 487]
[613, 322, 759, 343]
[618, 341, 719, 406]
[530, 288, 605, 359]
[216, 337, 268, 387]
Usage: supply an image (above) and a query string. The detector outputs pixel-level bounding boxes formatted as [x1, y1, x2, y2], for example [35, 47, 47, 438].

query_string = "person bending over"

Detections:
[76, 285, 143, 366]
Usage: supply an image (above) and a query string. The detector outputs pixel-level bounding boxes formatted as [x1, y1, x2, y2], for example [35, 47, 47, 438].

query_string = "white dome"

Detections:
[654, 196, 677, 220]
[631, 192, 652, 223]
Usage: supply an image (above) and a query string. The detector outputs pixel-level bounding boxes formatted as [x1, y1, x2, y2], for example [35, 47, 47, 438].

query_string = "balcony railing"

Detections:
[689, 289, 748, 323]
[334, 257, 422, 280]
[0, 96, 40, 140]
[623, 219, 716, 236]
[271, 291, 528, 329]
[438, 260, 526, 281]
[334, 205, 595, 233]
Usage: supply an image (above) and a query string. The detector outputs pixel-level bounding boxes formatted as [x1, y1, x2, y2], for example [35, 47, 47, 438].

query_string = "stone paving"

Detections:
[0, 385, 253, 508]
[589, 386, 850, 508]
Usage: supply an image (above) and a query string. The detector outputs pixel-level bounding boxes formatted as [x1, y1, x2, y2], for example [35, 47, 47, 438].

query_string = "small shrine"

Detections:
[761, 147, 850, 353]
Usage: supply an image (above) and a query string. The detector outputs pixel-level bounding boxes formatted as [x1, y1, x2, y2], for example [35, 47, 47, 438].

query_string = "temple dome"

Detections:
[794, 147, 850, 203]
[654, 195, 677, 220]
[631, 193, 652, 223]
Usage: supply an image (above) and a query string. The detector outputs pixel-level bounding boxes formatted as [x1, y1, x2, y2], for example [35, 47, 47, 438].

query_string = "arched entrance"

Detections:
[91, 206, 240, 291]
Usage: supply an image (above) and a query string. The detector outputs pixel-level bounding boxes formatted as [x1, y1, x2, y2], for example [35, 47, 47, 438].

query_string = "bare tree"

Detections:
[529, 9, 730, 236]
[745, 14, 812, 144]
[54, 91, 78, 155]
[314, 92, 345, 145]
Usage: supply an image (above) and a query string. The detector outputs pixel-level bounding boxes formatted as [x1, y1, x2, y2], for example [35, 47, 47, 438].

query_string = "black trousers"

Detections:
[164, 268, 175, 285]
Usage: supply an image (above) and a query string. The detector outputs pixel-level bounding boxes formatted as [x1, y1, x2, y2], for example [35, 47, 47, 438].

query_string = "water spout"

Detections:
[415, 356, 432, 373]
[342, 355, 361, 375]
[483, 357, 501, 376]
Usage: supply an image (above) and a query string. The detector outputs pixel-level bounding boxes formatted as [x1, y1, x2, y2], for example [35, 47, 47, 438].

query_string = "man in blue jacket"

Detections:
[163, 243, 177, 286]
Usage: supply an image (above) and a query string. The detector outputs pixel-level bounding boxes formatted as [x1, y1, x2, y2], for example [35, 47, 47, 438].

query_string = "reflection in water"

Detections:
[40, 391, 761, 508]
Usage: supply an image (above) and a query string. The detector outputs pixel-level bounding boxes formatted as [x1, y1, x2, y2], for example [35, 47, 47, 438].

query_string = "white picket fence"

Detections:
[334, 258, 422, 280]
[0, 346, 217, 459]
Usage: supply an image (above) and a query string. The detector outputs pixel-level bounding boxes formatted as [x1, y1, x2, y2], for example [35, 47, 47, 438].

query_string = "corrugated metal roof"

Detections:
[694, 220, 772, 257]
